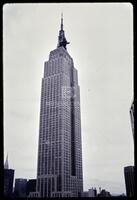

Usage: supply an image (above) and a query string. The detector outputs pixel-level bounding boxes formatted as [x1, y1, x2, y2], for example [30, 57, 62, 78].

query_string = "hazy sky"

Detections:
[3, 3, 134, 194]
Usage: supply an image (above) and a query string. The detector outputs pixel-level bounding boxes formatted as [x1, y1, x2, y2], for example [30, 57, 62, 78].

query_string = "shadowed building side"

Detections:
[123, 101, 134, 197]
[4, 155, 14, 197]
[124, 166, 134, 197]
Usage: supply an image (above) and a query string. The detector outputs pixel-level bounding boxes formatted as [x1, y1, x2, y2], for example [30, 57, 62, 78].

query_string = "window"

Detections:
[44, 178, 47, 197]
[57, 175, 62, 191]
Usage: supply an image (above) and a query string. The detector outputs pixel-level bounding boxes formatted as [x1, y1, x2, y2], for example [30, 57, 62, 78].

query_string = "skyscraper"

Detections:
[36, 15, 83, 197]
[4, 155, 14, 197]
[124, 166, 134, 197]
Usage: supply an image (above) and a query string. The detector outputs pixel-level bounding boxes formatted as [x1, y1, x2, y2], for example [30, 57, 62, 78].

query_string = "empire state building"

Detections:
[36, 15, 83, 197]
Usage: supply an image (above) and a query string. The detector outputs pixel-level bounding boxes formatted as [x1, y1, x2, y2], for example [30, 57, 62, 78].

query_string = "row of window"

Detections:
[44, 58, 62, 77]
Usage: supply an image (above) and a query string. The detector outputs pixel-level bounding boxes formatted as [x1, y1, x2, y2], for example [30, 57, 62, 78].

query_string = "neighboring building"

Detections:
[111, 193, 126, 197]
[36, 14, 83, 197]
[124, 166, 134, 197]
[28, 191, 40, 198]
[130, 101, 134, 138]
[81, 191, 88, 197]
[98, 189, 111, 197]
[26, 179, 36, 197]
[123, 102, 134, 197]
[88, 187, 97, 197]
[4, 155, 14, 197]
[14, 178, 27, 197]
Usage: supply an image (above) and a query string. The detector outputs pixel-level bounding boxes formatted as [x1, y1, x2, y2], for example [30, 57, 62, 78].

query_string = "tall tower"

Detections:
[36, 15, 83, 197]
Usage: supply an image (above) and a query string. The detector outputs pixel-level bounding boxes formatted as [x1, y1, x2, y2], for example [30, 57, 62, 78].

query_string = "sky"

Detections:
[3, 3, 134, 195]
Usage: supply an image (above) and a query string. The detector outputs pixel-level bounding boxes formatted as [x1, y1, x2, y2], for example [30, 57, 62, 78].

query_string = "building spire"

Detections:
[57, 13, 70, 50]
[4, 154, 9, 169]
[61, 12, 63, 30]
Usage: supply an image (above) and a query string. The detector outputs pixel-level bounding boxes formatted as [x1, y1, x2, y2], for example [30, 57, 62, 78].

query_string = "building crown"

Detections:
[57, 13, 70, 50]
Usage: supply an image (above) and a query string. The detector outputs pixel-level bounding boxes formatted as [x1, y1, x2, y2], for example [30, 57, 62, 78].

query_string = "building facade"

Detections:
[124, 166, 134, 197]
[4, 155, 14, 197]
[88, 187, 97, 197]
[26, 179, 36, 197]
[28, 192, 40, 198]
[14, 178, 27, 197]
[36, 15, 83, 197]
[81, 191, 89, 197]
[98, 189, 111, 197]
